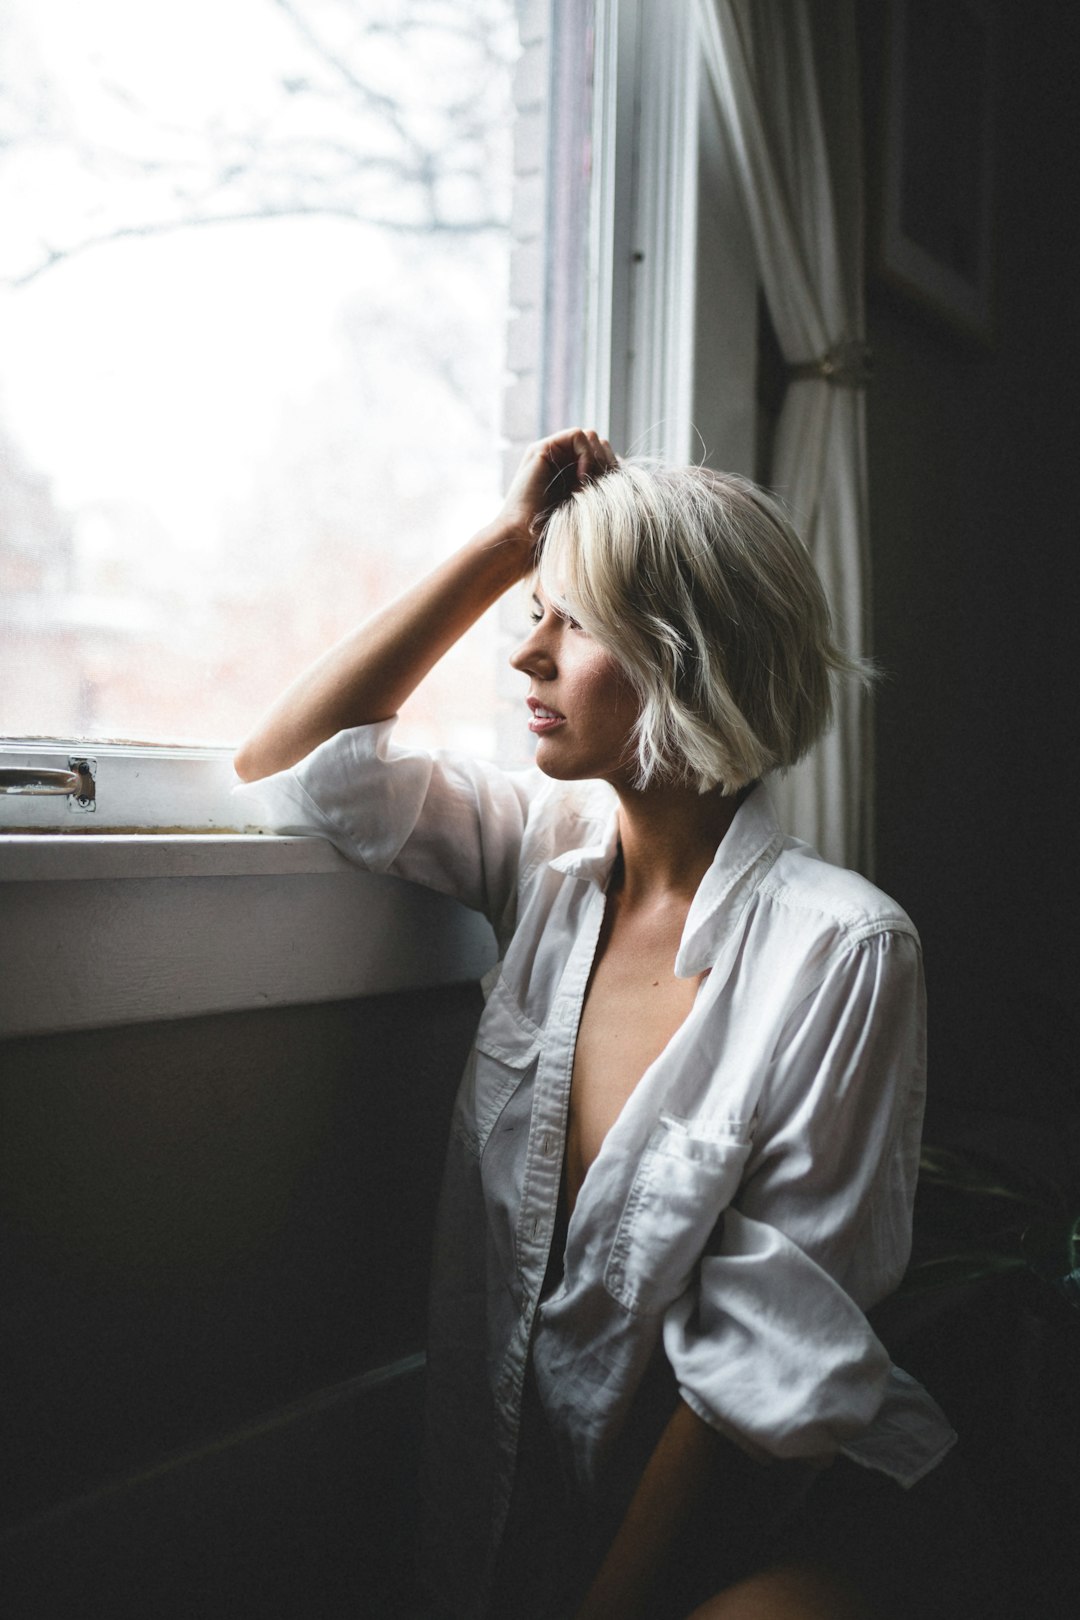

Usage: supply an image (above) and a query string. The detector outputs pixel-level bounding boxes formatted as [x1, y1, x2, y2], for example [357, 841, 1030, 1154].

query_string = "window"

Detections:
[1, 0, 521, 776]
[1, 0, 755, 836]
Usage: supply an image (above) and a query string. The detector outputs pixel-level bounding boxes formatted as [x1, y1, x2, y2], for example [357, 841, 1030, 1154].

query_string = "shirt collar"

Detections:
[547, 782, 785, 975]
[674, 783, 785, 977]
[548, 801, 622, 884]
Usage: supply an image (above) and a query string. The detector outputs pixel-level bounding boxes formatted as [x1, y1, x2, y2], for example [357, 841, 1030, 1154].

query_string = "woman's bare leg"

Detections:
[685, 1560, 873, 1620]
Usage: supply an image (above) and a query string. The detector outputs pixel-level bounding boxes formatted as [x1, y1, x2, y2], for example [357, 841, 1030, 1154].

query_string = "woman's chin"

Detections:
[533, 736, 584, 780]
[533, 750, 574, 781]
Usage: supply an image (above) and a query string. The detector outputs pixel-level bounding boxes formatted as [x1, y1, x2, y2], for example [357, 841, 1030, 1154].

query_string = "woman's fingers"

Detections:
[541, 426, 617, 487]
[534, 428, 616, 506]
[496, 428, 618, 549]
[580, 429, 604, 481]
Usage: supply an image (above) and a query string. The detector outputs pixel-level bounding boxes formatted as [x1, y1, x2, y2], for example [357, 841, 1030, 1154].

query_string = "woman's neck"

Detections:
[611, 779, 749, 905]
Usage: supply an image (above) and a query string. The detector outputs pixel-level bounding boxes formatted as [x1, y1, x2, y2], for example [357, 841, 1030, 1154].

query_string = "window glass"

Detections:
[0, 0, 520, 758]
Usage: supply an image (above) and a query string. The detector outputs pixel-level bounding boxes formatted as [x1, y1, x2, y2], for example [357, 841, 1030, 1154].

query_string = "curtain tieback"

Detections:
[789, 339, 872, 388]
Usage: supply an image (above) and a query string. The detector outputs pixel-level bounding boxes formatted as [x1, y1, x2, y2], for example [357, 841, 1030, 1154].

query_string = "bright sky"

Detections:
[2, 222, 405, 554]
[0, 0, 519, 748]
[0, 0, 514, 559]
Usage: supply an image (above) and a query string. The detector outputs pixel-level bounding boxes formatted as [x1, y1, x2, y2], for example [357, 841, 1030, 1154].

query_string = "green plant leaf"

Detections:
[917, 1145, 1061, 1210]
[900, 1252, 1025, 1294]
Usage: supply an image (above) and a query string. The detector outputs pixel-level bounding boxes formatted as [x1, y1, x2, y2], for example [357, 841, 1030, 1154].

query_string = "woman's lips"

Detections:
[527, 697, 565, 734]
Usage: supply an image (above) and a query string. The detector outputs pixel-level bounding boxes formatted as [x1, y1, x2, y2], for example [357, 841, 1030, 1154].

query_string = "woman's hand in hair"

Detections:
[233, 429, 615, 782]
[491, 427, 617, 570]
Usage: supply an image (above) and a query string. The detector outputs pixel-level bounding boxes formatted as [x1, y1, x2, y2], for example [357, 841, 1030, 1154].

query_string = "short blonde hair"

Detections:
[536, 461, 871, 795]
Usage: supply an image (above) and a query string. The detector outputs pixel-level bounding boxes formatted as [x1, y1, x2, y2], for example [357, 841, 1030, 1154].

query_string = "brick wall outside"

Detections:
[503, 0, 552, 480]
[496, 0, 552, 762]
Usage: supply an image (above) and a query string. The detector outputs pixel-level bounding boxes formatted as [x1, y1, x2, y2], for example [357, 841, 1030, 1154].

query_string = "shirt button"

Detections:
[541, 1133, 555, 1157]
[530, 1216, 542, 1241]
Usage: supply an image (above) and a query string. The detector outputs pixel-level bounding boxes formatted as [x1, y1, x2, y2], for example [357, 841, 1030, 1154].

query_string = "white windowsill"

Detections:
[0, 831, 354, 884]
[0, 831, 498, 1041]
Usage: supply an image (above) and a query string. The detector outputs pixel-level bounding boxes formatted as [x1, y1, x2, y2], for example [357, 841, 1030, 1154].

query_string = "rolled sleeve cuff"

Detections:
[231, 719, 434, 873]
[663, 1208, 892, 1462]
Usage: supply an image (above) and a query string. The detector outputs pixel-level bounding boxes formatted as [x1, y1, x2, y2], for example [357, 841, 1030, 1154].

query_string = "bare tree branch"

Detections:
[268, 0, 422, 157]
[1, 0, 516, 287]
[8, 200, 506, 289]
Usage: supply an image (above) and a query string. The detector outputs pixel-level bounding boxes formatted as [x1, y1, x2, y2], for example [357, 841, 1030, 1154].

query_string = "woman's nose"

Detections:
[509, 623, 555, 677]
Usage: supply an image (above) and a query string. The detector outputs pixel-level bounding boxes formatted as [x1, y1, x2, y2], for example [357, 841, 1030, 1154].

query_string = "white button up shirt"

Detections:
[235, 721, 955, 1617]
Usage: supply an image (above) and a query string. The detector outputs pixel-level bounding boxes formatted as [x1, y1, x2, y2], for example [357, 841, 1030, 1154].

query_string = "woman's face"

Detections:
[509, 583, 638, 786]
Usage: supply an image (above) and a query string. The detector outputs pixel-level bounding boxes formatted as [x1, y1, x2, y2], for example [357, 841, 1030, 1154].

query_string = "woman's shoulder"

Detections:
[760, 836, 920, 950]
[723, 785, 919, 951]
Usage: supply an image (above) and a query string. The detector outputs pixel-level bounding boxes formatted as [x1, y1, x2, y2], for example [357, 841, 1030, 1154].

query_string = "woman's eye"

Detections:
[527, 605, 582, 631]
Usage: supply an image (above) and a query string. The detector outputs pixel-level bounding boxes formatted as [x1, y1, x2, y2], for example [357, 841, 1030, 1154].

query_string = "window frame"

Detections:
[583, 0, 701, 461]
[0, 741, 239, 833]
[0, 0, 721, 838]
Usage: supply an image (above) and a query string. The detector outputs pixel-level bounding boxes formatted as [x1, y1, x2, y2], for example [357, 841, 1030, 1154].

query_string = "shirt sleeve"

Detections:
[232, 719, 544, 944]
[664, 927, 927, 1462]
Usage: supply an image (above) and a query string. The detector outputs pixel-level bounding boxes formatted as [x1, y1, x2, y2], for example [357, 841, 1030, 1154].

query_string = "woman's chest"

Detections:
[479, 871, 795, 1212]
[566, 903, 704, 1212]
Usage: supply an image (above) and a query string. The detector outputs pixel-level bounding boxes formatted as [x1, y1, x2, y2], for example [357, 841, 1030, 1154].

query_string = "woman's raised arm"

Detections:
[232, 428, 614, 783]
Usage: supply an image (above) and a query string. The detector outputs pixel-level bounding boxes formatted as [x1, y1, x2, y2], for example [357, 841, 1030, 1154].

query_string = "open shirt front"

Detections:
[234, 721, 956, 1617]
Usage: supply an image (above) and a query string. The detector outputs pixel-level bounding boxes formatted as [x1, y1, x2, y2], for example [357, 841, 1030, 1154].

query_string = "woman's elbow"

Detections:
[232, 739, 266, 783]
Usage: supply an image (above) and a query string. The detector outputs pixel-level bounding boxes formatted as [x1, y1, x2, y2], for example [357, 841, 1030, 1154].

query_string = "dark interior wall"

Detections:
[860, 1, 1080, 1137]
[853, 15, 1080, 1613]
[0, 985, 481, 1614]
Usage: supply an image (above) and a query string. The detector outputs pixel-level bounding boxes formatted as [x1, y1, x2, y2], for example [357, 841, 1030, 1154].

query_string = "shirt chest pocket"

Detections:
[604, 1114, 753, 1316]
[452, 977, 542, 1161]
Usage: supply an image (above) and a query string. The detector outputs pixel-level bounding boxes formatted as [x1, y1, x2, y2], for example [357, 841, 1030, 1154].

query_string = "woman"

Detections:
[234, 429, 956, 1619]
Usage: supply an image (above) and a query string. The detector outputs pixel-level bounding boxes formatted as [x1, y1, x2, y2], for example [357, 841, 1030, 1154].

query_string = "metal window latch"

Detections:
[0, 757, 97, 812]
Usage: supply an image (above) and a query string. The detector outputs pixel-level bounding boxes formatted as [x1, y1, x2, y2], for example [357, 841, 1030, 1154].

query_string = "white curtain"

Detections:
[694, 0, 872, 872]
